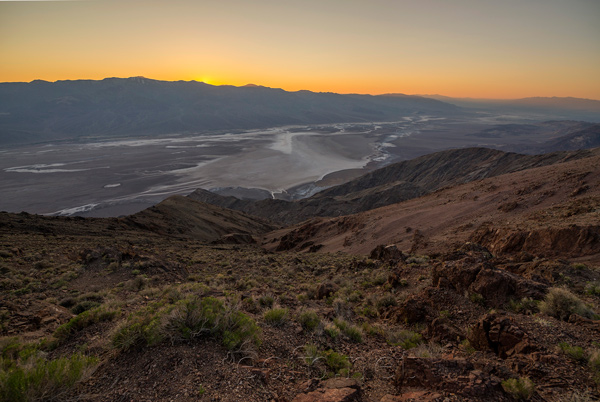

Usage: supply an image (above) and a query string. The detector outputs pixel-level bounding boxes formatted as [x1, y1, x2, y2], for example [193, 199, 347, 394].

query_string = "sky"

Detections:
[1, 0, 599, 99]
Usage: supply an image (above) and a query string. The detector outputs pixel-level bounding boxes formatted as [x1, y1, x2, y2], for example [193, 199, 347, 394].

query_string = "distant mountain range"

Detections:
[0, 77, 458, 145]
[409, 94, 600, 122]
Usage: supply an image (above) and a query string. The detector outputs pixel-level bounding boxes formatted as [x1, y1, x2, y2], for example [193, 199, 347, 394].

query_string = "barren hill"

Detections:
[265, 148, 600, 264]
[190, 147, 593, 225]
[124, 195, 276, 241]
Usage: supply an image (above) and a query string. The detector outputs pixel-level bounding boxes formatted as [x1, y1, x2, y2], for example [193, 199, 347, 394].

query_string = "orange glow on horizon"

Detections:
[2, 1, 599, 101]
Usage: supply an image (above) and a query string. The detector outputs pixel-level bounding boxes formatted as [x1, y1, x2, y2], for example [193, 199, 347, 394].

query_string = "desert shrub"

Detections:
[58, 297, 77, 308]
[387, 329, 423, 349]
[263, 308, 288, 327]
[410, 342, 444, 358]
[323, 350, 350, 374]
[54, 306, 120, 343]
[303, 344, 321, 366]
[501, 377, 535, 400]
[241, 297, 259, 314]
[323, 323, 340, 339]
[348, 291, 363, 303]
[70, 300, 101, 315]
[258, 295, 274, 308]
[376, 293, 397, 312]
[0, 352, 97, 402]
[161, 297, 223, 341]
[507, 298, 539, 315]
[111, 308, 164, 351]
[589, 349, 600, 371]
[297, 310, 320, 331]
[333, 318, 363, 343]
[539, 287, 595, 320]
[585, 282, 600, 297]
[558, 342, 586, 363]
[468, 292, 485, 306]
[113, 296, 260, 352]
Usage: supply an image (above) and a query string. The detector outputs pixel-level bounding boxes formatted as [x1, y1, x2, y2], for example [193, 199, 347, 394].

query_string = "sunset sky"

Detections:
[1, 0, 599, 99]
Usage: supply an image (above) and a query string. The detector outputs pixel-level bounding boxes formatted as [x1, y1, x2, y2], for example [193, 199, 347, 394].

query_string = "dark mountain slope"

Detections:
[264, 147, 600, 262]
[0, 77, 458, 145]
[124, 195, 276, 241]
[189, 147, 594, 225]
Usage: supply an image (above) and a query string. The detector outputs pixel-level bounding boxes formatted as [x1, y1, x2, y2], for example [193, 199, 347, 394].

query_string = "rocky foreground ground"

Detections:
[0, 209, 599, 401]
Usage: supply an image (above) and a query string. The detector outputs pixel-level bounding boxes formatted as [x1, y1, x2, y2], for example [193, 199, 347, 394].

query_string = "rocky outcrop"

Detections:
[370, 244, 406, 264]
[292, 378, 360, 402]
[427, 317, 464, 344]
[468, 314, 534, 358]
[432, 257, 547, 307]
[316, 281, 339, 300]
[396, 357, 508, 400]
[471, 225, 600, 258]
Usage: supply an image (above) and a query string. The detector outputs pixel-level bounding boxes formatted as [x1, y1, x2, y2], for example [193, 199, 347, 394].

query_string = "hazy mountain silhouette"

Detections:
[0, 77, 459, 145]
[410, 94, 600, 122]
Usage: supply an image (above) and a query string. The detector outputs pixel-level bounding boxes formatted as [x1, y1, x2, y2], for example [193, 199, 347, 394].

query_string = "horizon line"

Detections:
[2, 76, 599, 102]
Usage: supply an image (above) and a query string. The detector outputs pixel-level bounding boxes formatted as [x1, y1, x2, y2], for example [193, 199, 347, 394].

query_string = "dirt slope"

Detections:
[190, 147, 593, 225]
[124, 195, 277, 241]
[264, 148, 600, 264]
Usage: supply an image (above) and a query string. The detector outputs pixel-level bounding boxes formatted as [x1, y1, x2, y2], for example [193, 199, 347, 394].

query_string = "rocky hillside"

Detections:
[124, 195, 276, 242]
[190, 147, 593, 225]
[265, 148, 600, 264]
[1, 148, 599, 402]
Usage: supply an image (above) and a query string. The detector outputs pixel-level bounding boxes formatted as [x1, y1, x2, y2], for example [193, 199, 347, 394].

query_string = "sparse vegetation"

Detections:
[539, 287, 596, 320]
[0, 344, 97, 402]
[297, 310, 320, 331]
[263, 308, 288, 326]
[54, 305, 120, 343]
[386, 329, 423, 349]
[558, 342, 586, 363]
[501, 377, 535, 400]
[112, 296, 261, 352]
[333, 318, 363, 343]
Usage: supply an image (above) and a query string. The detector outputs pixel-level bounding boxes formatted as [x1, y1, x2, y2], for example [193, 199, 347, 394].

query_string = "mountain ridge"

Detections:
[0, 77, 458, 145]
[189, 146, 595, 225]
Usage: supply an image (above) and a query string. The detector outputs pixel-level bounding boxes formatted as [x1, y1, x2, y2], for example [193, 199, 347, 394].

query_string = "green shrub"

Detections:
[376, 293, 397, 312]
[469, 292, 485, 306]
[333, 318, 363, 343]
[387, 329, 423, 349]
[589, 348, 600, 369]
[297, 310, 320, 331]
[585, 282, 600, 297]
[54, 306, 120, 343]
[263, 308, 288, 327]
[70, 300, 101, 315]
[539, 287, 595, 320]
[324, 323, 340, 339]
[558, 342, 586, 363]
[0, 353, 97, 402]
[258, 295, 274, 308]
[507, 298, 539, 315]
[323, 350, 350, 374]
[501, 377, 535, 400]
[112, 296, 261, 352]
[303, 344, 320, 366]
